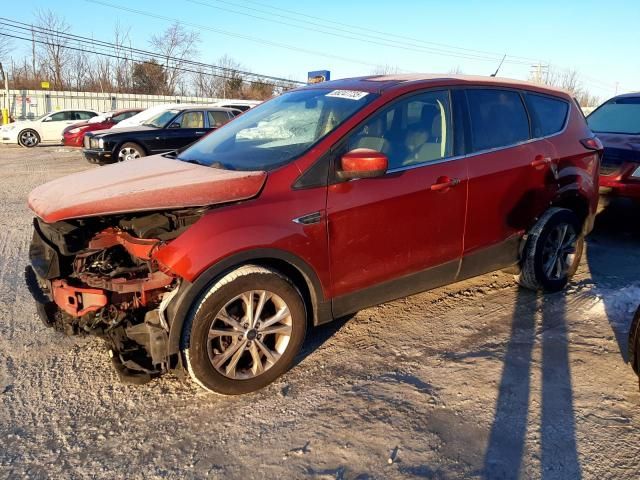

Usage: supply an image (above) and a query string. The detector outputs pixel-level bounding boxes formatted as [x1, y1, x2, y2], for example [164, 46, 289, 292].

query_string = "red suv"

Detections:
[26, 75, 601, 394]
[62, 108, 143, 147]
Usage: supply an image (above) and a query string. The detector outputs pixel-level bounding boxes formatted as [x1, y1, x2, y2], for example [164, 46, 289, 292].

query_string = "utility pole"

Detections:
[615, 82, 619, 95]
[530, 62, 549, 84]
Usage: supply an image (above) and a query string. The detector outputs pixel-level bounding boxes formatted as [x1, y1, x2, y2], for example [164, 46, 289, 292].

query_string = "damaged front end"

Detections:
[25, 209, 203, 383]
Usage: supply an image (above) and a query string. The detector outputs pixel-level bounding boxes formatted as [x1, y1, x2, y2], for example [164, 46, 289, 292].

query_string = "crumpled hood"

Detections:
[28, 155, 267, 223]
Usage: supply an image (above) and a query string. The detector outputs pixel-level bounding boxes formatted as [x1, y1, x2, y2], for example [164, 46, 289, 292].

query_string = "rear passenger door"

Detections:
[459, 88, 558, 278]
[208, 110, 232, 130]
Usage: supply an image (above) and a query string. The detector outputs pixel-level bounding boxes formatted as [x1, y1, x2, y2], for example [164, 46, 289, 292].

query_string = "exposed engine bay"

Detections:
[26, 208, 205, 383]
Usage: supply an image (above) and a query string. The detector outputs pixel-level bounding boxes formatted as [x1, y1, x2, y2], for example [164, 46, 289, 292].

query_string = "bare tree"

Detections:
[34, 10, 71, 89]
[67, 42, 90, 91]
[113, 22, 134, 93]
[530, 66, 600, 107]
[149, 22, 200, 95]
[0, 26, 12, 65]
[371, 64, 400, 75]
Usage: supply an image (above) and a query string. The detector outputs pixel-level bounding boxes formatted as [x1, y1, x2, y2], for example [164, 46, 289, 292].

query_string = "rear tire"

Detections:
[181, 265, 307, 395]
[117, 142, 145, 162]
[516, 208, 583, 292]
[18, 129, 40, 148]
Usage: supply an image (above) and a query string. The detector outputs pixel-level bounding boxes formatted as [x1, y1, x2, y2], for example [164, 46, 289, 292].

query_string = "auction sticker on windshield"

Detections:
[326, 90, 369, 101]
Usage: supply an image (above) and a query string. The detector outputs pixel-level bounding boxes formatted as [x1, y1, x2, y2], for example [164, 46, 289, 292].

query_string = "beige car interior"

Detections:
[349, 95, 450, 169]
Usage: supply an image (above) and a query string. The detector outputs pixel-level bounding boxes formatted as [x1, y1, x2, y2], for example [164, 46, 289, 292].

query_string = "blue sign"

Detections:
[307, 70, 331, 84]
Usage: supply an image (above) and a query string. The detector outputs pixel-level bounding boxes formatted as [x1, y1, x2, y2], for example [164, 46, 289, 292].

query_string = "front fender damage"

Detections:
[26, 209, 203, 383]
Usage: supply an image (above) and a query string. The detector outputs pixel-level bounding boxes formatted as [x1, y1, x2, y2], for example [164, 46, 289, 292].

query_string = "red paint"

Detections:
[62, 108, 143, 147]
[88, 228, 161, 261]
[30, 75, 599, 314]
[340, 148, 388, 177]
[600, 163, 640, 198]
[28, 156, 267, 223]
[51, 280, 108, 317]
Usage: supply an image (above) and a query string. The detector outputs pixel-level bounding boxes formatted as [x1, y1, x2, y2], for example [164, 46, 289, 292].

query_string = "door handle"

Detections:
[430, 177, 461, 191]
[195, 131, 206, 135]
[531, 155, 552, 168]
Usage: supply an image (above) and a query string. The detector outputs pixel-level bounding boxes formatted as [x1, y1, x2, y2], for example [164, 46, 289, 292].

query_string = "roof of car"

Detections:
[609, 91, 640, 100]
[111, 108, 144, 114]
[160, 105, 239, 114]
[300, 74, 572, 97]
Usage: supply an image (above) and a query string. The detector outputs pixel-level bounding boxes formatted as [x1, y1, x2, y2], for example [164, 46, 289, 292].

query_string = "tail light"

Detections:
[580, 136, 603, 151]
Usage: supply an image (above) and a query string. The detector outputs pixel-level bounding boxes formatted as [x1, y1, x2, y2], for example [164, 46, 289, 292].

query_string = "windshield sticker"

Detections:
[325, 90, 369, 101]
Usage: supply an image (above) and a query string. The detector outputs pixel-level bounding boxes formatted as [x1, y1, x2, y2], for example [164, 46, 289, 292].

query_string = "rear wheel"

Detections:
[516, 208, 583, 292]
[182, 265, 307, 395]
[18, 129, 40, 148]
[117, 142, 145, 162]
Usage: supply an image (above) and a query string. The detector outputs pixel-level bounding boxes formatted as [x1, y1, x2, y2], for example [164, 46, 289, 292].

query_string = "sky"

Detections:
[2, 0, 638, 100]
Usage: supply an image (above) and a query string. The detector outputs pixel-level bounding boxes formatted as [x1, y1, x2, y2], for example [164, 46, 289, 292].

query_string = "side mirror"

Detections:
[169, 122, 181, 129]
[337, 148, 388, 180]
[42, 117, 51, 122]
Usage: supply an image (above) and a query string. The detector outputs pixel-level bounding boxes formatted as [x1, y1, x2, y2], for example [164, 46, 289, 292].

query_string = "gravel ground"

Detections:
[0, 145, 639, 480]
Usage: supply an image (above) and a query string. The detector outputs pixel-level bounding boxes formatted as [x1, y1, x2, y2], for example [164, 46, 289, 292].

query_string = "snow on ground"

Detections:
[1, 145, 639, 479]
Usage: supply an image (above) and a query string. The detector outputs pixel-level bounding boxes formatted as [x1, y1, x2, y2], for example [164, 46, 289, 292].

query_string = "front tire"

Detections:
[516, 208, 583, 292]
[182, 265, 307, 395]
[18, 129, 40, 148]
[117, 142, 145, 162]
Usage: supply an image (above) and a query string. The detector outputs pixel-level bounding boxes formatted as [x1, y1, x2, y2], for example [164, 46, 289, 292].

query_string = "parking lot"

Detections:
[0, 145, 639, 479]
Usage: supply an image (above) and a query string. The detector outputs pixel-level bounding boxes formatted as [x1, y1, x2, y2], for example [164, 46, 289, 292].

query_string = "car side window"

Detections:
[208, 110, 230, 128]
[48, 112, 70, 121]
[346, 90, 453, 170]
[466, 89, 530, 152]
[525, 93, 569, 137]
[176, 111, 204, 129]
[75, 111, 96, 120]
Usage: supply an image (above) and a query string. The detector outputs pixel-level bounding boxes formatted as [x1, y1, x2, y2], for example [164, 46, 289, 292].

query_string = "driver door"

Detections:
[327, 90, 468, 316]
[40, 111, 74, 142]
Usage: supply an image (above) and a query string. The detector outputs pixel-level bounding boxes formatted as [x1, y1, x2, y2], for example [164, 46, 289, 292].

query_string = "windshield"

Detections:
[143, 109, 180, 128]
[587, 97, 640, 135]
[177, 88, 378, 170]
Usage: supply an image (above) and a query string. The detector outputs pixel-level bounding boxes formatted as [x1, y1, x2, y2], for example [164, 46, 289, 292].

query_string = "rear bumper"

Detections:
[599, 162, 640, 199]
[83, 148, 114, 164]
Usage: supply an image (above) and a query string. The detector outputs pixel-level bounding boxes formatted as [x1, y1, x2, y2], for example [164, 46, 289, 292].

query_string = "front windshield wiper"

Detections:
[142, 123, 159, 128]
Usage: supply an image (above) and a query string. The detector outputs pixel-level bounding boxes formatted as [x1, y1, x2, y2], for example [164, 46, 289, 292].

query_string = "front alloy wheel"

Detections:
[117, 142, 144, 162]
[207, 290, 292, 379]
[182, 265, 306, 395]
[19, 129, 40, 147]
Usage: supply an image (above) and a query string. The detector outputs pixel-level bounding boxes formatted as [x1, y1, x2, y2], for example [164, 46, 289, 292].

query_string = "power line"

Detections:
[84, 0, 400, 71]
[0, 18, 303, 86]
[0, 29, 298, 88]
[211, 0, 542, 63]
[184, 0, 534, 66]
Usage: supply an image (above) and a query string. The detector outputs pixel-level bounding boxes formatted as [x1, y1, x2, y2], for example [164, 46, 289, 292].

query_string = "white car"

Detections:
[1, 109, 100, 147]
[112, 104, 184, 130]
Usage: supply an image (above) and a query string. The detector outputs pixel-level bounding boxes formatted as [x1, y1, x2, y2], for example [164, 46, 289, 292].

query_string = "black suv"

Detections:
[82, 106, 240, 164]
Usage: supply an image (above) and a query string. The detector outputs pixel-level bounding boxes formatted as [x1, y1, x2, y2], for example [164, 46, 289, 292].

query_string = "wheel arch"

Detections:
[165, 248, 332, 360]
[551, 189, 591, 233]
